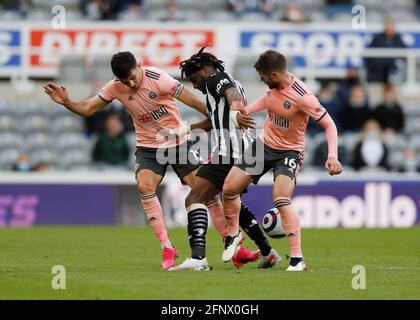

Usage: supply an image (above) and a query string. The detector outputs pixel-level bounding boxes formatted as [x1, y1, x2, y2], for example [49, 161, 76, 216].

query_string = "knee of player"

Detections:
[185, 190, 206, 208]
[222, 183, 240, 198]
[137, 181, 157, 195]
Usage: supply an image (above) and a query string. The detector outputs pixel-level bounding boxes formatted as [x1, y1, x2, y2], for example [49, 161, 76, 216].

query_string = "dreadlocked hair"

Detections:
[180, 46, 225, 79]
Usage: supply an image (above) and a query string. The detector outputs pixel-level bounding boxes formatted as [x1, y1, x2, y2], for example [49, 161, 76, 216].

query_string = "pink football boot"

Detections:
[231, 247, 261, 269]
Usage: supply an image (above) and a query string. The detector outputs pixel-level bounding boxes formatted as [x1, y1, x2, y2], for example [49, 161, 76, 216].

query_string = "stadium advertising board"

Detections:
[240, 25, 420, 77]
[0, 28, 22, 75]
[1, 22, 420, 78]
[243, 181, 420, 228]
[29, 26, 214, 76]
[0, 181, 419, 228]
[0, 185, 115, 226]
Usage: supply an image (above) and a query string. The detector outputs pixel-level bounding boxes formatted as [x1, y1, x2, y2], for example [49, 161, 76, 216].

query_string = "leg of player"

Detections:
[221, 166, 253, 262]
[273, 175, 307, 272]
[136, 169, 177, 271]
[239, 203, 280, 269]
[169, 175, 217, 271]
[206, 196, 261, 269]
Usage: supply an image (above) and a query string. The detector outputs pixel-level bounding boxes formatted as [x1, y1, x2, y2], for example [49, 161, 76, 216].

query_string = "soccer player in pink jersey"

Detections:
[43, 51, 259, 271]
[43, 52, 215, 270]
[222, 50, 343, 271]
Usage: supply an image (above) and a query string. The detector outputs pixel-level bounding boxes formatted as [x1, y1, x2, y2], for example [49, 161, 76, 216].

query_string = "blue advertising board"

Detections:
[0, 29, 21, 67]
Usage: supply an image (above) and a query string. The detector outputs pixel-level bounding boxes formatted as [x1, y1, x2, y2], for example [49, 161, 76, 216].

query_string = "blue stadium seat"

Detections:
[51, 115, 84, 134]
[0, 133, 24, 151]
[60, 149, 91, 170]
[21, 115, 51, 134]
[0, 149, 20, 170]
[0, 115, 18, 132]
[26, 133, 55, 152]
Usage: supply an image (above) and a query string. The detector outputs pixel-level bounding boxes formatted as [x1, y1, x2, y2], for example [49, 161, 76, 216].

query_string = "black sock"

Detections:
[187, 204, 208, 260]
[289, 257, 303, 266]
[239, 203, 272, 256]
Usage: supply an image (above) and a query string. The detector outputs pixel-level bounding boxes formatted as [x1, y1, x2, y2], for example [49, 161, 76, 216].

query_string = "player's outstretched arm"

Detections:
[225, 87, 256, 129]
[177, 87, 208, 117]
[43, 82, 109, 117]
[317, 113, 343, 176]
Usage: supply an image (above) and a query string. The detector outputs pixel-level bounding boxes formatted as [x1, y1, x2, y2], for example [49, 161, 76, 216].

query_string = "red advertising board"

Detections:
[29, 28, 214, 74]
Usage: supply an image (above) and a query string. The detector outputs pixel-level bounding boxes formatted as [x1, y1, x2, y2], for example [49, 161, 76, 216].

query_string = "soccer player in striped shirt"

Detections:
[222, 50, 343, 271]
[169, 48, 279, 271]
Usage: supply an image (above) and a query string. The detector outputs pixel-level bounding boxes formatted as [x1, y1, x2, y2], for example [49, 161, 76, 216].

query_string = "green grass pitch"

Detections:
[0, 226, 419, 299]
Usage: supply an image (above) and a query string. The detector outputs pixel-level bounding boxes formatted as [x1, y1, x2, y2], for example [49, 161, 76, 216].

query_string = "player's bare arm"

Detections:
[317, 113, 343, 176]
[225, 87, 256, 129]
[161, 118, 213, 137]
[43, 82, 109, 117]
[177, 87, 208, 116]
[191, 118, 212, 132]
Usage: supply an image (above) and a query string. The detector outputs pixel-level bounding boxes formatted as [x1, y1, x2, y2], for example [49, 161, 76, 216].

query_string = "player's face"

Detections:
[188, 71, 207, 94]
[258, 71, 279, 89]
[119, 67, 141, 90]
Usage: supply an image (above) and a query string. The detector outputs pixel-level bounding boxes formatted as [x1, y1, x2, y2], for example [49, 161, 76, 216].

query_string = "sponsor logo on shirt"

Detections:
[269, 112, 289, 129]
[216, 78, 229, 94]
[137, 105, 169, 124]
[138, 113, 152, 124]
[283, 100, 292, 109]
[150, 105, 169, 121]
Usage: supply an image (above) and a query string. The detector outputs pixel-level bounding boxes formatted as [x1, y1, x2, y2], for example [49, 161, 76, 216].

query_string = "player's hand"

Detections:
[43, 82, 69, 105]
[159, 125, 190, 138]
[230, 100, 245, 113]
[236, 112, 256, 129]
[325, 157, 343, 176]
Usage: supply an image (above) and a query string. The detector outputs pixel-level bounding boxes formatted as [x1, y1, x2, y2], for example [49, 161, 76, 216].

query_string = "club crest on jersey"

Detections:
[149, 91, 157, 99]
[283, 100, 292, 109]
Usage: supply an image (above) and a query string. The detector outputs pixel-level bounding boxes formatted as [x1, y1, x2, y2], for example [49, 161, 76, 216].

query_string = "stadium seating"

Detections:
[0, 0, 417, 23]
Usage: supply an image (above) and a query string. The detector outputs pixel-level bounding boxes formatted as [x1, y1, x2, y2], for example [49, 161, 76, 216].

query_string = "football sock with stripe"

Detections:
[222, 194, 241, 237]
[140, 193, 171, 248]
[187, 203, 209, 260]
[207, 196, 229, 238]
[239, 203, 272, 256]
[275, 197, 302, 258]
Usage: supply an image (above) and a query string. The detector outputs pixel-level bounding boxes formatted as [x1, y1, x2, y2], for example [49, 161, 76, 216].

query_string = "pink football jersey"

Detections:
[99, 65, 186, 148]
[245, 74, 326, 153]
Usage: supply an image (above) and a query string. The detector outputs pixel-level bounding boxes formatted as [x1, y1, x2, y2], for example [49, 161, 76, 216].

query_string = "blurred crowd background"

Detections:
[1, 0, 420, 22]
[1, 0, 420, 175]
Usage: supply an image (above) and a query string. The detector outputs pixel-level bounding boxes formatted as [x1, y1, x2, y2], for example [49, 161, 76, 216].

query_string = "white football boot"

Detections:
[258, 249, 281, 269]
[222, 231, 244, 262]
[168, 257, 210, 271]
[286, 257, 308, 271]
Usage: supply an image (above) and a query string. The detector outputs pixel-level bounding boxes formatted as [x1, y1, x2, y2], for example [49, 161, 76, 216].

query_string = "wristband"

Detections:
[169, 125, 191, 137]
[229, 110, 240, 127]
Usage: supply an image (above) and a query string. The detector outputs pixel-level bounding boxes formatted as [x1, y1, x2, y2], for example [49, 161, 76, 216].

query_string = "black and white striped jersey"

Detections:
[205, 70, 255, 159]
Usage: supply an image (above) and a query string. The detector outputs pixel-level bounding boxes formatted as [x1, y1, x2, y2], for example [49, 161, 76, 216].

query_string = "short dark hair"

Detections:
[254, 50, 287, 74]
[111, 51, 137, 79]
[180, 46, 225, 79]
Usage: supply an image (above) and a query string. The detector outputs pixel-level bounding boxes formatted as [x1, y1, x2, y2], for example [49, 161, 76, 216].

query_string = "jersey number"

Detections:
[284, 157, 297, 169]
